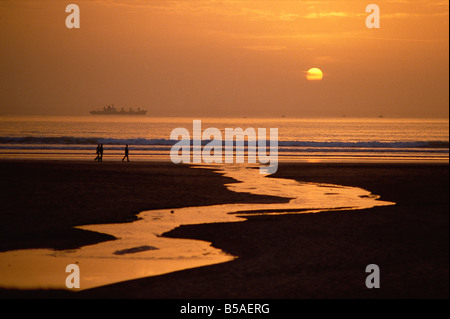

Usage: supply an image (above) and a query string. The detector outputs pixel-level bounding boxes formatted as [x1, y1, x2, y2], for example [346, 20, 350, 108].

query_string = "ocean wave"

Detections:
[278, 141, 449, 149]
[0, 136, 173, 146]
[0, 136, 448, 149]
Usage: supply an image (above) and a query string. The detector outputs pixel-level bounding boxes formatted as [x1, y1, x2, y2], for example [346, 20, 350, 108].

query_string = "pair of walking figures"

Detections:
[94, 144, 103, 161]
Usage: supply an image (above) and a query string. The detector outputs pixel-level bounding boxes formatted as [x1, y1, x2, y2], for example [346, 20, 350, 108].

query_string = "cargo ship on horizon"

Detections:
[90, 105, 147, 115]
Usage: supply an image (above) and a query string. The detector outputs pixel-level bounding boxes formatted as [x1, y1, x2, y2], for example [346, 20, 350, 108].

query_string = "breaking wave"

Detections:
[0, 136, 448, 149]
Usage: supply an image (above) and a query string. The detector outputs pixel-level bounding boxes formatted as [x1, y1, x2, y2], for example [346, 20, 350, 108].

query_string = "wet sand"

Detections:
[0, 160, 448, 298]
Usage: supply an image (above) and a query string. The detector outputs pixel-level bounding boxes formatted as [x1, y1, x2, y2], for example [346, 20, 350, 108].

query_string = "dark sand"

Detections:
[0, 160, 285, 252]
[0, 160, 448, 298]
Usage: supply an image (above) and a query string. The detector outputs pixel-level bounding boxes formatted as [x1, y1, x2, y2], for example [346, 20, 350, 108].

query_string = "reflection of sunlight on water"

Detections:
[0, 164, 394, 290]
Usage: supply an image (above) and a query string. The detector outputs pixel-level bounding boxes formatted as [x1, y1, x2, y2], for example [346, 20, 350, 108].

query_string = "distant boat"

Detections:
[90, 105, 147, 115]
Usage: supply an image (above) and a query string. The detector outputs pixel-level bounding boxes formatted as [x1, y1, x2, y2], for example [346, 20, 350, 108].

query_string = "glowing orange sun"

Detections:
[306, 68, 323, 81]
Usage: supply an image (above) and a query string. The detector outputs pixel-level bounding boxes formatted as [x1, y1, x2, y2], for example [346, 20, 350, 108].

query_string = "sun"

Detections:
[306, 68, 323, 81]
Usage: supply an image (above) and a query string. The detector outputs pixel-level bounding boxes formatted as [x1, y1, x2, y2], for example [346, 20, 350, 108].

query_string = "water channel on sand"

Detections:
[0, 164, 394, 290]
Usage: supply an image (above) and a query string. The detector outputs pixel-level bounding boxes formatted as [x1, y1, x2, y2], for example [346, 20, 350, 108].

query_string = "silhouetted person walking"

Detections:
[99, 144, 103, 162]
[122, 144, 129, 162]
[94, 144, 101, 161]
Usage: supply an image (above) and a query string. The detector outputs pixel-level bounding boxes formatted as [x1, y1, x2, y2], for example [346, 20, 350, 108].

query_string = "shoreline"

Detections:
[0, 154, 447, 164]
[0, 160, 448, 298]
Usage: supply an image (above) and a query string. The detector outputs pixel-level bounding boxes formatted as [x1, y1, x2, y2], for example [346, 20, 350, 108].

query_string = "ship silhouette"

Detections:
[90, 104, 147, 115]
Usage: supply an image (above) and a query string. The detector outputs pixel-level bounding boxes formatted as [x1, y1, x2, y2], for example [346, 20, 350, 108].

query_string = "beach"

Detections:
[1, 0, 448, 307]
[0, 160, 448, 298]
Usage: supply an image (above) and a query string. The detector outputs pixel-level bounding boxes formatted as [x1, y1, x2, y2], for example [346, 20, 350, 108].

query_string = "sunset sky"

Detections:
[0, 0, 448, 118]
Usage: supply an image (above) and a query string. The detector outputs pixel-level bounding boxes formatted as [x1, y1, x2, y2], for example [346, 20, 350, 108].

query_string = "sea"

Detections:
[0, 116, 448, 162]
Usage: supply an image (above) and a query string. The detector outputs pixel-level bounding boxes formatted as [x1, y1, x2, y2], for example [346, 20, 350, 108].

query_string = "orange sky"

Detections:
[0, 0, 448, 118]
